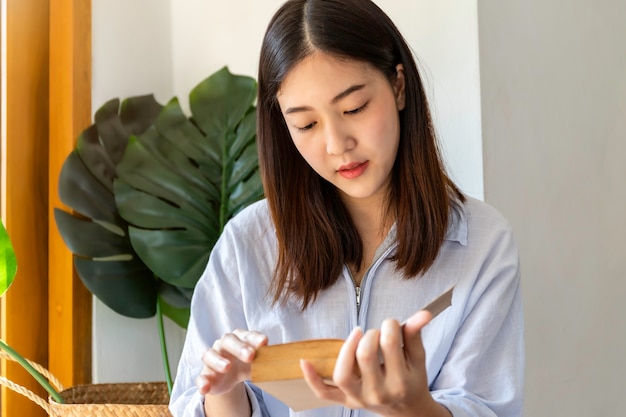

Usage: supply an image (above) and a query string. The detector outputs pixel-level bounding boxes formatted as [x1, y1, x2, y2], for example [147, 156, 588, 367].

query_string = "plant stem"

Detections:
[156, 297, 173, 395]
[0, 338, 64, 403]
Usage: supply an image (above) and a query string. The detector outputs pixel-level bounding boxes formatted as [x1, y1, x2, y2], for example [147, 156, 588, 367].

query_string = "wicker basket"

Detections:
[0, 351, 173, 417]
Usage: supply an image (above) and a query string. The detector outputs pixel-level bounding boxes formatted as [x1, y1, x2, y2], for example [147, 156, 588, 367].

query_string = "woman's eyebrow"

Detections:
[284, 84, 366, 115]
[331, 84, 365, 104]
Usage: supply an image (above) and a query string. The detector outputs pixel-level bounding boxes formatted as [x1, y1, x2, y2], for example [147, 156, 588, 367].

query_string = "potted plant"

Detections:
[1, 66, 263, 415]
[53, 66, 264, 393]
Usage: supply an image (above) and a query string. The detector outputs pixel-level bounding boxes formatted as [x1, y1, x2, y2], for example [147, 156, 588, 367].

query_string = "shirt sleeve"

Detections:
[430, 217, 525, 417]
[168, 226, 269, 417]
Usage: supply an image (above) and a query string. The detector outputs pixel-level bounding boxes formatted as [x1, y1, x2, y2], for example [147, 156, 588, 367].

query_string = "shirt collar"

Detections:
[445, 203, 468, 246]
[375, 201, 468, 262]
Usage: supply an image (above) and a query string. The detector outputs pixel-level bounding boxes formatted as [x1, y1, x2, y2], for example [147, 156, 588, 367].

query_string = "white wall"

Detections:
[170, 0, 484, 198]
[478, 1, 626, 415]
[92, 0, 483, 382]
[91, 0, 185, 383]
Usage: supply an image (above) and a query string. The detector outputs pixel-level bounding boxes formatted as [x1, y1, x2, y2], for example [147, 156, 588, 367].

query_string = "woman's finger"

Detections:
[201, 349, 232, 373]
[332, 326, 363, 391]
[300, 359, 344, 403]
[214, 333, 256, 363]
[195, 374, 210, 395]
[379, 318, 405, 376]
[402, 310, 432, 363]
[232, 329, 268, 349]
[355, 329, 385, 392]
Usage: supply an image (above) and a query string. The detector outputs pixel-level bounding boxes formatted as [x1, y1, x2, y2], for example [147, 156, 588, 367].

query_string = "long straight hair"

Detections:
[257, 0, 464, 309]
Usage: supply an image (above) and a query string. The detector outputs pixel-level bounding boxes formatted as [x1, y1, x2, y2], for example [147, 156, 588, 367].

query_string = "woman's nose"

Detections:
[325, 121, 355, 155]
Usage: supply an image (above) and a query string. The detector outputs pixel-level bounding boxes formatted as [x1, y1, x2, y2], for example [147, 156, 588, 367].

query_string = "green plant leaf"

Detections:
[0, 221, 18, 298]
[115, 66, 264, 289]
[58, 149, 123, 227]
[54, 209, 133, 257]
[55, 95, 193, 321]
[74, 257, 157, 317]
[158, 295, 191, 329]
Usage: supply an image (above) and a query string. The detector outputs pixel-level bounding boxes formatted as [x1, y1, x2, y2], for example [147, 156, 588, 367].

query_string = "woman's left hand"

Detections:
[300, 310, 450, 417]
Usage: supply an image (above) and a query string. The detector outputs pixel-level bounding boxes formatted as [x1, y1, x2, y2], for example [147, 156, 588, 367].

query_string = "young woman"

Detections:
[170, 1, 524, 416]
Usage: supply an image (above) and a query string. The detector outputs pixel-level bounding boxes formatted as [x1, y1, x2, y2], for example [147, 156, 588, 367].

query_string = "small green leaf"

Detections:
[0, 221, 17, 298]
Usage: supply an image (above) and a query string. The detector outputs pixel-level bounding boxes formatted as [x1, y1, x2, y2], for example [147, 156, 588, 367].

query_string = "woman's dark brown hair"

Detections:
[257, 0, 464, 308]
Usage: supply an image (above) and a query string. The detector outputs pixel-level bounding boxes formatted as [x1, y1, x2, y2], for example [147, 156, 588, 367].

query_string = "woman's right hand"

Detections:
[196, 329, 268, 396]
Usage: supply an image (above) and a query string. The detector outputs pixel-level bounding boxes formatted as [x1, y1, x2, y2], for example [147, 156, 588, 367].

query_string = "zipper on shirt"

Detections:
[347, 267, 361, 317]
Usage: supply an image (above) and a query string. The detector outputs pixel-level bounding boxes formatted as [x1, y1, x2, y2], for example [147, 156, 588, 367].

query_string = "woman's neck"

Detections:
[342, 193, 394, 286]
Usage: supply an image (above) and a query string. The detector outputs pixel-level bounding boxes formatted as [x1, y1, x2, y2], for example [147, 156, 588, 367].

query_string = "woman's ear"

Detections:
[393, 64, 406, 111]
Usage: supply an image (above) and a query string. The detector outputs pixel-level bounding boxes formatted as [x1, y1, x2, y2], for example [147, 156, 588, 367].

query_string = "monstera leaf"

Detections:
[114, 66, 263, 289]
[54, 95, 191, 326]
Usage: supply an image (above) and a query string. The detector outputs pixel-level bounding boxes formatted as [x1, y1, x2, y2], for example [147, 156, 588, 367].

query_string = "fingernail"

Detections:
[347, 326, 362, 341]
[242, 347, 254, 359]
[216, 358, 228, 371]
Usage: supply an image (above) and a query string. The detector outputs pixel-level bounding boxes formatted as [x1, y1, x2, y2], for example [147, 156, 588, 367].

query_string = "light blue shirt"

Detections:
[170, 197, 524, 417]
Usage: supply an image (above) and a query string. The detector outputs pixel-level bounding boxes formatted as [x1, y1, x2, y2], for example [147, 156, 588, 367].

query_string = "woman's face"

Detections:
[277, 52, 405, 205]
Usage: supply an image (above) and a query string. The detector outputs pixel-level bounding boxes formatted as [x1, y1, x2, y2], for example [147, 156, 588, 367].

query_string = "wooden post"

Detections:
[48, 0, 93, 389]
[1, 1, 92, 414]
[1, 1, 51, 416]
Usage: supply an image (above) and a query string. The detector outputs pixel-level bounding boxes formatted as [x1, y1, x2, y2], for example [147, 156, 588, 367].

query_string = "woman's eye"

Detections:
[296, 122, 316, 132]
[345, 102, 368, 115]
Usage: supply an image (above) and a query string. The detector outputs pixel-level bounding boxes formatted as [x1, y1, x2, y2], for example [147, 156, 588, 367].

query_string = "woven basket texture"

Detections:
[48, 382, 173, 417]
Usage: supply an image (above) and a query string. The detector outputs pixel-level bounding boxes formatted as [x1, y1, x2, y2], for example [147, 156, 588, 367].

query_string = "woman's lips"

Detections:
[338, 161, 369, 179]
